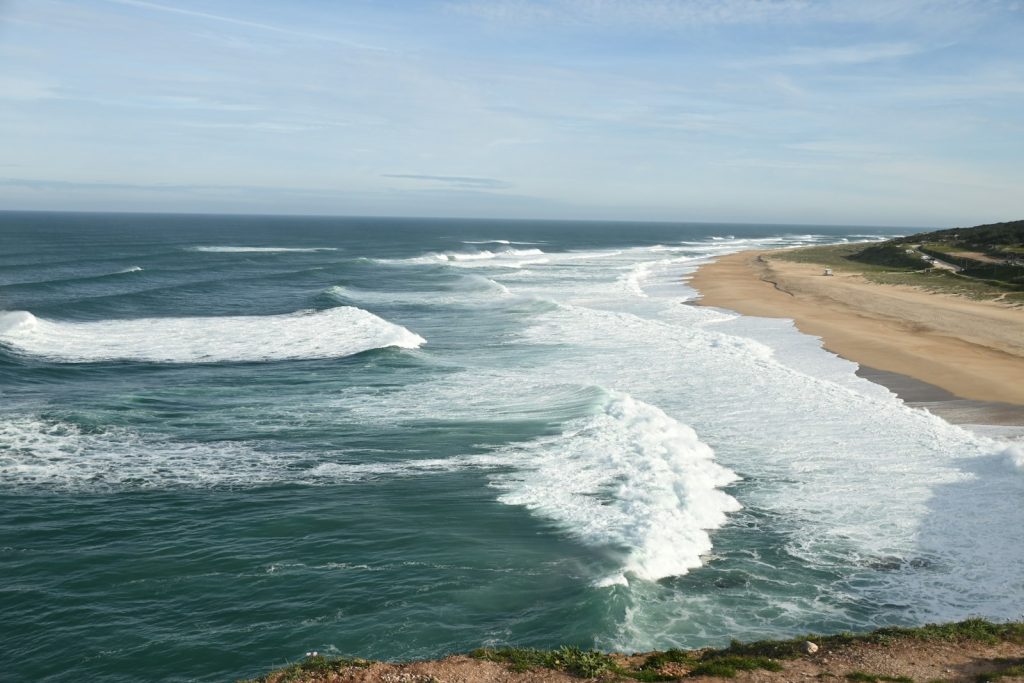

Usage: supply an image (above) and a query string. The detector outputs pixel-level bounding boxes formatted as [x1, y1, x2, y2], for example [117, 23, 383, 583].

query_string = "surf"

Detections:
[0, 307, 424, 363]
[491, 390, 741, 584]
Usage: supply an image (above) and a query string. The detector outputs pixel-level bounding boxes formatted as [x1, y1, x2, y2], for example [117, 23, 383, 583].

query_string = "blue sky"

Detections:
[1, 0, 1022, 226]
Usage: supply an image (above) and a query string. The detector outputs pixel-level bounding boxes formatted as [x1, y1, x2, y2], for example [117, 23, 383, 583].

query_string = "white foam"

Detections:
[380, 247, 547, 268]
[0, 416, 286, 489]
[462, 240, 544, 245]
[326, 277, 511, 308]
[307, 453, 504, 481]
[619, 262, 652, 297]
[0, 417, 506, 491]
[118, 266, 143, 273]
[188, 246, 338, 253]
[0, 307, 424, 363]
[410, 235, 1020, 635]
[492, 391, 741, 582]
[1003, 445, 1024, 470]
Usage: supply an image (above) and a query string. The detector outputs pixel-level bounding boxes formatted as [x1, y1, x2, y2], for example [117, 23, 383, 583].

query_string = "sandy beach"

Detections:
[690, 249, 1024, 416]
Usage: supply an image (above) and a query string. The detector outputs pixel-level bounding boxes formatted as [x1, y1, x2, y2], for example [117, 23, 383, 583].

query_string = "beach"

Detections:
[690, 248, 1024, 421]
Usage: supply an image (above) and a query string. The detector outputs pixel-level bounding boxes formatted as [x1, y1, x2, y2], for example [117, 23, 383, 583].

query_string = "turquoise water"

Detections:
[2, 212, 1022, 682]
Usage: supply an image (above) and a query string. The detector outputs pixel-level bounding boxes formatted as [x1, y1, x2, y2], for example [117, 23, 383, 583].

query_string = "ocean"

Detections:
[1, 212, 1021, 682]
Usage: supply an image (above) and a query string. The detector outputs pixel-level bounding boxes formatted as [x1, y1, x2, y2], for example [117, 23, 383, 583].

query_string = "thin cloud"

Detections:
[0, 77, 61, 101]
[383, 174, 513, 190]
[0, 178, 325, 195]
[104, 0, 387, 51]
[733, 43, 927, 68]
[446, 0, 1005, 32]
[787, 141, 899, 158]
[446, 0, 812, 26]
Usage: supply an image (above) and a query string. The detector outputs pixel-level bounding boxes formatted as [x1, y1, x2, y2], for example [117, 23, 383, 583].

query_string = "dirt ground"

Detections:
[255, 638, 1024, 683]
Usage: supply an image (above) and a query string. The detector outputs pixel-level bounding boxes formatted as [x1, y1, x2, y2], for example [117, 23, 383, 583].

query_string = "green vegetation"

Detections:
[720, 618, 1024, 659]
[688, 655, 783, 677]
[245, 654, 373, 683]
[900, 220, 1024, 256]
[773, 243, 903, 273]
[773, 218, 1024, 300]
[639, 647, 696, 671]
[471, 644, 783, 680]
[249, 619, 1024, 681]
[845, 672, 913, 683]
[977, 661, 1024, 682]
[899, 220, 1024, 290]
[846, 243, 926, 270]
[867, 269, 1024, 302]
[471, 646, 618, 678]
[470, 620, 1024, 679]
[917, 244, 1024, 287]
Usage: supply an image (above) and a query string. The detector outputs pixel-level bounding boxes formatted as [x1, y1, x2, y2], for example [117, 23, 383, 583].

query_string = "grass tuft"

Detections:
[471, 645, 617, 677]
[641, 648, 697, 671]
[247, 654, 373, 683]
[976, 660, 1024, 682]
[688, 655, 783, 678]
[845, 673, 913, 683]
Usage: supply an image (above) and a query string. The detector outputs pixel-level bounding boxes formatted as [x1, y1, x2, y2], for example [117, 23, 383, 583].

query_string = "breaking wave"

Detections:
[0, 307, 424, 363]
[188, 246, 338, 253]
[492, 391, 741, 584]
[381, 247, 548, 268]
[1003, 445, 1024, 471]
[325, 275, 510, 307]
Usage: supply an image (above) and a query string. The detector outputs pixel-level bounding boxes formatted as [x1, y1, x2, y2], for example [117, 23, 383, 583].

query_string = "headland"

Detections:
[247, 619, 1024, 682]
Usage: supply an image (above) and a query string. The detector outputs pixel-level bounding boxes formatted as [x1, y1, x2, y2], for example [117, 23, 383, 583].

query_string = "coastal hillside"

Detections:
[247, 619, 1024, 682]
[901, 220, 1024, 254]
[774, 219, 1024, 301]
[863, 220, 1023, 286]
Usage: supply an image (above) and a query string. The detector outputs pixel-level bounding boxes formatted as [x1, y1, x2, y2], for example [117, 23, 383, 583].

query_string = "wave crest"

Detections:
[492, 391, 741, 583]
[381, 247, 548, 268]
[188, 246, 338, 253]
[0, 307, 424, 363]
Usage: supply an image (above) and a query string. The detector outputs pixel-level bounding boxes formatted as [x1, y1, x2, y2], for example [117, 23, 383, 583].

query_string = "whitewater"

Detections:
[1, 213, 1021, 683]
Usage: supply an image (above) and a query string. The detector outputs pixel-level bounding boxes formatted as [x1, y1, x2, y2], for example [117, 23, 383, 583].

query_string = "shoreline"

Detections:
[855, 365, 1024, 434]
[689, 248, 1024, 427]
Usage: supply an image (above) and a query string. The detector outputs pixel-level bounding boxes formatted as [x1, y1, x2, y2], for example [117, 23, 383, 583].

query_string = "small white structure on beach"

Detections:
[823, 268, 833, 276]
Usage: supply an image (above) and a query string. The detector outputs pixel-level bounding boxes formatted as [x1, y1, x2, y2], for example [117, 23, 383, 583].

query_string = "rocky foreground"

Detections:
[246, 620, 1024, 683]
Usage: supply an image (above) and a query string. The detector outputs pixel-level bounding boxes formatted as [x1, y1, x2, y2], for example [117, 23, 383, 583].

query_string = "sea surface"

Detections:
[1, 212, 1022, 682]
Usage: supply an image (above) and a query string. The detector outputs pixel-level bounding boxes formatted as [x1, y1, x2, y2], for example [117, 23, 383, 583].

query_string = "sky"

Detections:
[1, 0, 1023, 227]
